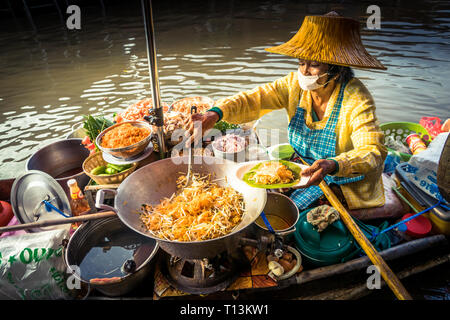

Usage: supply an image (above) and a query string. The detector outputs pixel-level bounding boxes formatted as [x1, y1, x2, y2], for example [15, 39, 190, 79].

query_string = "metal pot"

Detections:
[64, 215, 159, 297]
[95, 156, 267, 259]
[253, 192, 299, 239]
[26, 139, 90, 194]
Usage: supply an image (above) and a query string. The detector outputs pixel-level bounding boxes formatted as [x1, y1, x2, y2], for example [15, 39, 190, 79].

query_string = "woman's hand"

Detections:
[185, 111, 219, 147]
[276, 159, 336, 193]
[298, 159, 337, 188]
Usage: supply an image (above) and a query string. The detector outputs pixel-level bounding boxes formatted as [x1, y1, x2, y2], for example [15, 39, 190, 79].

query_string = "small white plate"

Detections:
[102, 144, 153, 165]
[234, 160, 311, 189]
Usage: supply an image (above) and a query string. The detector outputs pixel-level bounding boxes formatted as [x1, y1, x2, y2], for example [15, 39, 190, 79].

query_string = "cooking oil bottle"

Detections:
[67, 179, 91, 229]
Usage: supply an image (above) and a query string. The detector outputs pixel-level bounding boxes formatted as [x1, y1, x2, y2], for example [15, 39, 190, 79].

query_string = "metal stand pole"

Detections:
[141, 0, 166, 159]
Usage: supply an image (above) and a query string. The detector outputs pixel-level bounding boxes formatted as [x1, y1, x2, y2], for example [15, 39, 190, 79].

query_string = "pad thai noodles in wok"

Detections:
[139, 173, 245, 242]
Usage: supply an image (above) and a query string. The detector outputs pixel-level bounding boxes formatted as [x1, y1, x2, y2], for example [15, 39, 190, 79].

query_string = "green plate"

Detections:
[242, 160, 303, 189]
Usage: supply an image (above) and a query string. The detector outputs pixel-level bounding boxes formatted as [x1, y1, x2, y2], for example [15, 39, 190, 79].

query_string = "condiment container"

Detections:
[401, 213, 432, 239]
[405, 133, 427, 155]
[211, 134, 247, 162]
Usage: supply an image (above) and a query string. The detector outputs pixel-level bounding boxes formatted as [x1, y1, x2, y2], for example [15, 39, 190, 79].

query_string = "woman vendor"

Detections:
[190, 12, 388, 212]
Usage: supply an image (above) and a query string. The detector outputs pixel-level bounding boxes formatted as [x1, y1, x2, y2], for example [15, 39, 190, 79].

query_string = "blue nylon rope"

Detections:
[371, 200, 442, 239]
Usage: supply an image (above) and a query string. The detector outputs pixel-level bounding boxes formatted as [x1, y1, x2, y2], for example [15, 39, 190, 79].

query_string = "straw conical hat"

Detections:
[265, 13, 387, 70]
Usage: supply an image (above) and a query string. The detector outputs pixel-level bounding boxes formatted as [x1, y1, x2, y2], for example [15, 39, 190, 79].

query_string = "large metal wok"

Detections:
[96, 156, 267, 259]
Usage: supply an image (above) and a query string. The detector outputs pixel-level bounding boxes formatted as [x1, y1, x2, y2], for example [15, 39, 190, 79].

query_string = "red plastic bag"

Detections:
[420, 117, 442, 138]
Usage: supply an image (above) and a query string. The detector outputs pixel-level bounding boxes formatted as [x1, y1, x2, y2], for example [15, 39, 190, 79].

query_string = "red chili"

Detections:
[81, 136, 91, 145]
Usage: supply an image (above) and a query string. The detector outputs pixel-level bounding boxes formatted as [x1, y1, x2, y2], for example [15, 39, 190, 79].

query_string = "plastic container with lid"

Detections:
[401, 213, 432, 239]
[293, 208, 391, 267]
[293, 209, 356, 267]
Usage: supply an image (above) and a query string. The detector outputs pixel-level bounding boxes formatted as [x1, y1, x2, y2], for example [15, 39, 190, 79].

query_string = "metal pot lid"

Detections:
[10, 170, 72, 233]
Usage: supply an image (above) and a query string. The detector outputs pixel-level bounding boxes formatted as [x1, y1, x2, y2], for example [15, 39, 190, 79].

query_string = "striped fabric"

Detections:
[215, 72, 387, 209]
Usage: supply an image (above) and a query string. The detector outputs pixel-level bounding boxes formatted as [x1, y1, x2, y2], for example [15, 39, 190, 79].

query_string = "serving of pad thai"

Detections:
[248, 161, 295, 185]
[139, 173, 245, 242]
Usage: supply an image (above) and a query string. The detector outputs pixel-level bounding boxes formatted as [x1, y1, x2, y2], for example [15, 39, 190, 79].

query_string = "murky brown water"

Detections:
[1, 0, 449, 179]
[0, 0, 449, 299]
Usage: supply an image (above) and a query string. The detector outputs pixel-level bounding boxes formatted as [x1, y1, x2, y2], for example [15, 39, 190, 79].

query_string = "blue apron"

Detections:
[288, 81, 364, 210]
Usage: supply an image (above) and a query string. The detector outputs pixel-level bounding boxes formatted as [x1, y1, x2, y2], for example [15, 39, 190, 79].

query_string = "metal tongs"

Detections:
[184, 105, 198, 187]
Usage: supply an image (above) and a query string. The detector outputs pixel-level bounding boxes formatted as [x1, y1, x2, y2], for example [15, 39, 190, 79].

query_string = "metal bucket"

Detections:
[26, 138, 90, 194]
[253, 192, 299, 238]
[64, 215, 159, 297]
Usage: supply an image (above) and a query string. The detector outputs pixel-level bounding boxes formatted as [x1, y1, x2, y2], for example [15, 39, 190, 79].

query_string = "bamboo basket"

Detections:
[82, 152, 137, 185]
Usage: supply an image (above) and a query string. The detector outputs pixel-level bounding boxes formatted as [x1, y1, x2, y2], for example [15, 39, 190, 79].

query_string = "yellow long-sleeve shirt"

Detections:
[215, 71, 388, 210]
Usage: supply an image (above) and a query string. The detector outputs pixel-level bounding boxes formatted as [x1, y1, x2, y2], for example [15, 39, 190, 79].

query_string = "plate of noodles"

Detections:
[235, 160, 310, 189]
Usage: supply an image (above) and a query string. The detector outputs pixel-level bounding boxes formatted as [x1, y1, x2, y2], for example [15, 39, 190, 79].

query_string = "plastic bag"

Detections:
[384, 152, 402, 174]
[401, 132, 449, 202]
[420, 117, 442, 139]
[385, 136, 411, 154]
[0, 216, 27, 239]
[0, 228, 75, 300]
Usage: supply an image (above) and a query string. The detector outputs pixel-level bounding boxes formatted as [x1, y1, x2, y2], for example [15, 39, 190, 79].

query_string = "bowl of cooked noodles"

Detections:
[96, 121, 153, 160]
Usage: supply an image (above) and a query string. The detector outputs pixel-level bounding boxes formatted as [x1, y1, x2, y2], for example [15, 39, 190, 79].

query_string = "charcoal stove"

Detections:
[156, 233, 280, 295]
[159, 248, 249, 295]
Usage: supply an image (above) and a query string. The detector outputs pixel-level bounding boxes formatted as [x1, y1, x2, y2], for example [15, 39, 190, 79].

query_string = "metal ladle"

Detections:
[184, 105, 198, 187]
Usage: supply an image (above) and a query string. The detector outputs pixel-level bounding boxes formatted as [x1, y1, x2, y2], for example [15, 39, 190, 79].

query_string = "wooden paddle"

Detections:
[0, 211, 117, 233]
[298, 157, 413, 300]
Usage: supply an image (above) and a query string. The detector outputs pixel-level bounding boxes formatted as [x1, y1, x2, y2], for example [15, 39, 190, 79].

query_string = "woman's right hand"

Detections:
[185, 111, 220, 147]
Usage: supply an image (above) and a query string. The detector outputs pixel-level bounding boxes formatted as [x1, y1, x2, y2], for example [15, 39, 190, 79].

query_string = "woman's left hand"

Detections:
[296, 159, 337, 188]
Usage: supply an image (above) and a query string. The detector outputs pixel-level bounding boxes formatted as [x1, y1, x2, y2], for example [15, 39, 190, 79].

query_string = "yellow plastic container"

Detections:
[427, 207, 450, 236]
[393, 177, 450, 236]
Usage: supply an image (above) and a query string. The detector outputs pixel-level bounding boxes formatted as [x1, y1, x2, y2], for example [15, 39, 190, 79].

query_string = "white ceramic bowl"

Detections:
[211, 135, 247, 162]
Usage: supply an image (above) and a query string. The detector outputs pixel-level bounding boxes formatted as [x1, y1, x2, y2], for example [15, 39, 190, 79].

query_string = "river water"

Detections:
[0, 0, 449, 299]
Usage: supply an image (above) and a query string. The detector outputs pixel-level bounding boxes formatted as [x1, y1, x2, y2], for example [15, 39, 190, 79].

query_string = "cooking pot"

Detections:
[64, 215, 159, 297]
[253, 192, 299, 239]
[95, 156, 267, 259]
[26, 139, 90, 194]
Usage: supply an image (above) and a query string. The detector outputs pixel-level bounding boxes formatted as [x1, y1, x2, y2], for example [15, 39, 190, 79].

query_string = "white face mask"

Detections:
[297, 68, 329, 91]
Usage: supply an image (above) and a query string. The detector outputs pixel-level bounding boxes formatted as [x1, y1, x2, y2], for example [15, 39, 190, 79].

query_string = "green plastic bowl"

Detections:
[380, 122, 431, 162]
